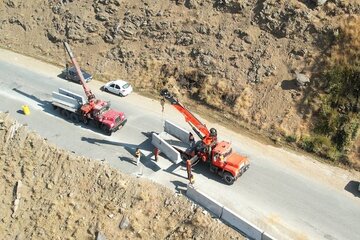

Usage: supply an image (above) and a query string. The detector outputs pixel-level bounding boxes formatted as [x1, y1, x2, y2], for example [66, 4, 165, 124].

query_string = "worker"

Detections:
[134, 148, 141, 166]
[219, 154, 224, 162]
[186, 159, 195, 185]
[154, 147, 159, 162]
[189, 132, 195, 147]
[160, 97, 165, 112]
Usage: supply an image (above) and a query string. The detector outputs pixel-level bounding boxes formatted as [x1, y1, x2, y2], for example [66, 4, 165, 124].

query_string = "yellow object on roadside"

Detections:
[22, 105, 30, 115]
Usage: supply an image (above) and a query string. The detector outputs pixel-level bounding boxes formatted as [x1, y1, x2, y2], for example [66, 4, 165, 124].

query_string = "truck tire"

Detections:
[223, 172, 235, 185]
[82, 117, 89, 125]
[61, 109, 70, 119]
[101, 124, 111, 136]
[70, 113, 80, 123]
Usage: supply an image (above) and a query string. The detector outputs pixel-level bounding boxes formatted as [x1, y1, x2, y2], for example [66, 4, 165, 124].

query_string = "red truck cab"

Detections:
[81, 100, 127, 135]
[211, 141, 249, 184]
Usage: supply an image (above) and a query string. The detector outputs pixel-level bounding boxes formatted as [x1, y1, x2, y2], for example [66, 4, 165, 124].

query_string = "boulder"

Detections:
[295, 72, 310, 87]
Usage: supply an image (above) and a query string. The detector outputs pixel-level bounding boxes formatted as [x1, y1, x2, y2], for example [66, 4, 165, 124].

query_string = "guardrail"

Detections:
[186, 184, 275, 240]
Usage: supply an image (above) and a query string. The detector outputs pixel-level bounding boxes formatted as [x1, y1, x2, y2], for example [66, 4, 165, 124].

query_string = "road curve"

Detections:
[0, 49, 359, 240]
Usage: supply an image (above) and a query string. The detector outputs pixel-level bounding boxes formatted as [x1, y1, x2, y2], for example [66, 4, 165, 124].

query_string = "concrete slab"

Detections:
[221, 206, 263, 240]
[186, 184, 224, 218]
[164, 120, 190, 144]
[262, 232, 276, 240]
[151, 133, 182, 164]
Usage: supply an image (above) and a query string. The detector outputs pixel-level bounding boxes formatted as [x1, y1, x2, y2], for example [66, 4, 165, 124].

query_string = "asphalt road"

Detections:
[1, 49, 359, 240]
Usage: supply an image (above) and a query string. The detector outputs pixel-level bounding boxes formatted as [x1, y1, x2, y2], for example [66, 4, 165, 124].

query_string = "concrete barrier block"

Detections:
[262, 232, 276, 240]
[221, 207, 263, 240]
[58, 88, 85, 105]
[151, 133, 181, 164]
[164, 120, 190, 144]
[186, 185, 223, 218]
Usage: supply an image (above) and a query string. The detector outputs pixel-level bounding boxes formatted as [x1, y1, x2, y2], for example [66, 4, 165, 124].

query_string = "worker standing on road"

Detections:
[189, 132, 195, 148]
[135, 148, 141, 166]
[160, 97, 165, 112]
[154, 147, 159, 162]
[186, 160, 195, 185]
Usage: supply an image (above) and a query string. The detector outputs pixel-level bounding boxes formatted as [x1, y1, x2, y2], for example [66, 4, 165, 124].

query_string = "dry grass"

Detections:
[329, 15, 360, 66]
[233, 87, 253, 119]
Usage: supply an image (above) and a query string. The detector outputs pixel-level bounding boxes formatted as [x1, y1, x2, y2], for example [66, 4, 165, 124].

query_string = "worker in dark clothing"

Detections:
[186, 159, 195, 184]
[154, 147, 159, 162]
[189, 132, 195, 148]
[160, 97, 165, 112]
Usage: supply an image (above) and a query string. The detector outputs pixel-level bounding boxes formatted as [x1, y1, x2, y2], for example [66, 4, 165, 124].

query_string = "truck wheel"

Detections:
[101, 125, 111, 136]
[70, 113, 80, 123]
[223, 172, 235, 185]
[82, 117, 89, 125]
[61, 109, 70, 119]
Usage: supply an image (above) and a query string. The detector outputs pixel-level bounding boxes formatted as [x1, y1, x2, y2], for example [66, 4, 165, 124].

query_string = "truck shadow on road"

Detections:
[344, 180, 360, 197]
[12, 88, 112, 135]
[164, 159, 231, 185]
[13, 87, 57, 115]
[81, 134, 161, 172]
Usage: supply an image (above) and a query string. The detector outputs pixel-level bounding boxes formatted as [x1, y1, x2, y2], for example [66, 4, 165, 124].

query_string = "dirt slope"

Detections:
[0, 1, 359, 162]
[0, 112, 243, 240]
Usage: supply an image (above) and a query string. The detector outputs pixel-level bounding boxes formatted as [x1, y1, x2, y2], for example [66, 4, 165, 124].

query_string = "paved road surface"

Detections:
[0, 49, 359, 240]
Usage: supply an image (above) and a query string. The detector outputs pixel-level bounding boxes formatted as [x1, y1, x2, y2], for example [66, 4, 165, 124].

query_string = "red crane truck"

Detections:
[52, 42, 127, 135]
[160, 89, 249, 185]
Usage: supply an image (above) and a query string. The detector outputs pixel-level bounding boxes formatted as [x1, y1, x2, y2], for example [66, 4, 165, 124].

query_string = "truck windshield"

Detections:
[222, 148, 233, 159]
[98, 105, 110, 115]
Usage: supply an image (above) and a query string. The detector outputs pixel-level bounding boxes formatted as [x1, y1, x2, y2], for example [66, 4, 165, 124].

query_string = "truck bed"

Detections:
[52, 88, 86, 112]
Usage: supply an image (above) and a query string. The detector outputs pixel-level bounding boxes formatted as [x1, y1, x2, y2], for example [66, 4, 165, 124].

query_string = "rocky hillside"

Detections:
[0, 0, 359, 165]
[0, 112, 243, 239]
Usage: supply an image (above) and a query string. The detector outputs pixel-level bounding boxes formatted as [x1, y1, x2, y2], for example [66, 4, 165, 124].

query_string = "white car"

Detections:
[103, 80, 133, 97]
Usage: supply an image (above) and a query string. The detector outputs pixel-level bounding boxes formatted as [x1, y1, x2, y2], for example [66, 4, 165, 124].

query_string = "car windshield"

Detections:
[122, 83, 130, 89]
[98, 105, 110, 115]
[69, 68, 88, 75]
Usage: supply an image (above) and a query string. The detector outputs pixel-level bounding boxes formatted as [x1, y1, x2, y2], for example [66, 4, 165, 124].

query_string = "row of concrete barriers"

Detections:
[186, 185, 275, 240]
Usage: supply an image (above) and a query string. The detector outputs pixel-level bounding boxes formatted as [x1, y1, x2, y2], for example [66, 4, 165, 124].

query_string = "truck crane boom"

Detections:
[160, 89, 217, 145]
[53, 42, 127, 135]
[63, 42, 95, 102]
[158, 89, 249, 185]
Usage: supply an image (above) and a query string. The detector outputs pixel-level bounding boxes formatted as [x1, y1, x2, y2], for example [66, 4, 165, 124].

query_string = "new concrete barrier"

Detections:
[186, 185, 275, 240]
[186, 184, 223, 218]
[151, 133, 182, 164]
[221, 206, 263, 240]
[164, 120, 190, 144]
[261, 232, 275, 240]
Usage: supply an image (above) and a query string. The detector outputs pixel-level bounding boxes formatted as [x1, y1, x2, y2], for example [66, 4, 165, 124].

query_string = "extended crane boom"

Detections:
[63, 42, 95, 102]
[160, 89, 217, 145]
[54, 42, 127, 135]
[159, 88, 249, 185]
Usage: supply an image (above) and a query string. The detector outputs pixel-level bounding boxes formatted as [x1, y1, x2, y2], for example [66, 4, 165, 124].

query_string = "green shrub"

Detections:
[285, 135, 297, 143]
[299, 136, 315, 153]
[309, 65, 360, 162]
[299, 135, 339, 160]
